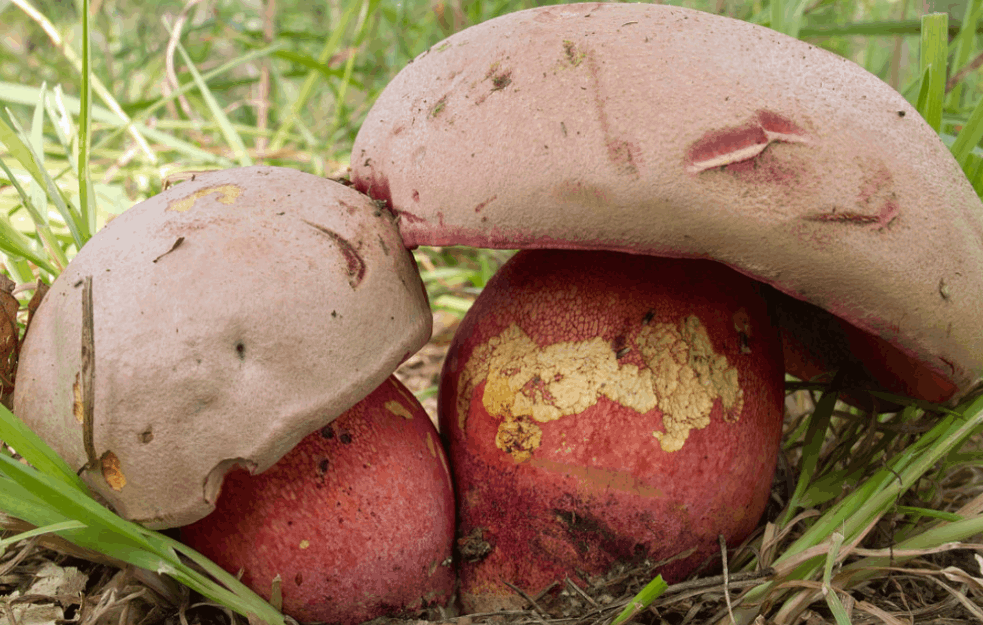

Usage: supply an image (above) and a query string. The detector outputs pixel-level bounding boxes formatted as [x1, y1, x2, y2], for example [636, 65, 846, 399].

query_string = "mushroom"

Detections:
[351, 2, 983, 405]
[441, 249, 785, 610]
[180, 375, 456, 624]
[13, 166, 432, 529]
[348, 0, 983, 610]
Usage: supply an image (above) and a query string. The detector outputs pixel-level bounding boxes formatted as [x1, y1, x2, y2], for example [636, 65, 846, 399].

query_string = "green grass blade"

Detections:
[0, 476, 87, 537]
[0, 40, 282, 167]
[268, 3, 361, 152]
[821, 532, 851, 625]
[950, 95, 983, 166]
[0, 453, 177, 559]
[0, 474, 283, 624]
[272, 50, 347, 80]
[918, 13, 948, 131]
[0, 218, 57, 277]
[798, 20, 932, 37]
[0, 403, 90, 495]
[0, 417, 280, 620]
[610, 574, 668, 625]
[0, 162, 66, 274]
[770, 0, 807, 38]
[779, 379, 840, 526]
[24, 85, 71, 270]
[893, 505, 964, 523]
[432, 293, 474, 315]
[0, 84, 233, 167]
[29, 82, 47, 222]
[94, 43, 283, 150]
[841, 514, 983, 582]
[167, 538, 285, 624]
[0, 107, 85, 249]
[174, 40, 253, 167]
[968, 153, 983, 197]
[0, 519, 87, 551]
[159, 562, 285, 625]
[813, 403, 980, 557]
[46, 85, 81, 176]
[327, 0, 373, 143]
[739, 392, 983, 612]
[10, 0, 157, 164]
[78, 0, 95, 240]
[770, 0, 782, 33]
[0, 109, 47, 190]
[946, 0, 983, 108]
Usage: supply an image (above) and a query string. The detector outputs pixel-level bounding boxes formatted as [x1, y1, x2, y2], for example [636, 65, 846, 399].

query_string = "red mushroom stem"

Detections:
[440, 250, 785, 611]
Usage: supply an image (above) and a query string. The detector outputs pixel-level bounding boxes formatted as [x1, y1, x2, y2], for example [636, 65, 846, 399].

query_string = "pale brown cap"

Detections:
[352, 2, 983, 403]
[14, 166, 432, 528]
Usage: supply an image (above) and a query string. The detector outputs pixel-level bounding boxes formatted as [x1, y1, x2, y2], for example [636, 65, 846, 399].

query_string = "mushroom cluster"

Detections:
[12, 2, 983, 623]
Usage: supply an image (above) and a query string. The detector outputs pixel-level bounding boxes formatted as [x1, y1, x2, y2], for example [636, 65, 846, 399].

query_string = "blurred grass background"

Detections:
[4, 1, 983, 624]
[3, 0, 983, 296]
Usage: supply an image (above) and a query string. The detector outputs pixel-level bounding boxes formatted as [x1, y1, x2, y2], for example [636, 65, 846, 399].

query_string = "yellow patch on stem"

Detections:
[385, 400, 413, 420]
[638, 315, 743, 451]
[462, 316, 743, 460]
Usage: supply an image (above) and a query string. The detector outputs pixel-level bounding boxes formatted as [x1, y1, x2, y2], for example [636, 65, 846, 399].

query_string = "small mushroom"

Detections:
[349, 0, 983, 610]
[13, 166, 432, 529]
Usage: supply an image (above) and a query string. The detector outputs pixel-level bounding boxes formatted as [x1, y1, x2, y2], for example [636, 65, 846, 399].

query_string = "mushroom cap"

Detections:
[351, 2, 983, 403]
[13, 166, 432, 529]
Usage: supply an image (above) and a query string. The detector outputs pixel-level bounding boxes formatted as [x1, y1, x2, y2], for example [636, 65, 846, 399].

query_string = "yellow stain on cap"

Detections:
[299, 540, 310, 549]
[466, 316, 742, 460]
[167, 184, 242, 213]
[100, 451, 126, 491]
[385, 400, 414, 420]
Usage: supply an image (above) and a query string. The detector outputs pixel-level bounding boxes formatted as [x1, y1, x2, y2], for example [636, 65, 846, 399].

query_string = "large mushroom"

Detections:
[349, 0, 983, 611]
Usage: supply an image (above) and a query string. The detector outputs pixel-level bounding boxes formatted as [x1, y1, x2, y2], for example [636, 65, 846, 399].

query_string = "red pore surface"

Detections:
[439, 250, 785, 612]
[181, 376, 455, 624]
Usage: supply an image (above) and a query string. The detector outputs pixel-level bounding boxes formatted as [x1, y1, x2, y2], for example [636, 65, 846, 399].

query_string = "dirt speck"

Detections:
[473, 195, 497, 213]
[562, 40, 586, 66]
[430, 95, 448, 118]
[458, 527, 493, 563]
